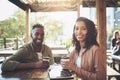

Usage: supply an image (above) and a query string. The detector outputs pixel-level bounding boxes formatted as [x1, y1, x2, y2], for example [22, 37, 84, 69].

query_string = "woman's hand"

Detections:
[61, 60, 74, 70]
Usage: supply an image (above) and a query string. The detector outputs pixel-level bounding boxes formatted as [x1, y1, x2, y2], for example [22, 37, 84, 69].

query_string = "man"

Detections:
[1, 23, 54, 72]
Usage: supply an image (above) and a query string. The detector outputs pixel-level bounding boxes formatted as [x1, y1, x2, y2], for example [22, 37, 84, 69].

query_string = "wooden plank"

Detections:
[0, 50, 16, 60]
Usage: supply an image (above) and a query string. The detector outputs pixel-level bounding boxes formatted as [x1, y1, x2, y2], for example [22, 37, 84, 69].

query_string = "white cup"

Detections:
[37, 52, 42, 60]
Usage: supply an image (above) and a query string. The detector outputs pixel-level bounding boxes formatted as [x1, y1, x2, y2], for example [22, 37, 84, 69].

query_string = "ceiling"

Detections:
[8, 0, 120, 12]
[82, 0, 120, 7]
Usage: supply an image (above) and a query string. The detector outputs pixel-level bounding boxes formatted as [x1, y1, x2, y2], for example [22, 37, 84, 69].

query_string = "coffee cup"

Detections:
[61, 56, 69, 69]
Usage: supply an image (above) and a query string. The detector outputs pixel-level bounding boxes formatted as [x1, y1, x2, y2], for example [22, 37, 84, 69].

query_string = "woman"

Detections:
[111, 30, 120, 49]
[61, 17, 106, 80]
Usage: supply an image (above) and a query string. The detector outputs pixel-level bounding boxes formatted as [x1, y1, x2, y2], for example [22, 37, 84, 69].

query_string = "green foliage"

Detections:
[0, 9, 25, 38]
[30, 13, 65, 45]
[115, 25, 120, 30]
[0, 10, 71, 47]
[44, 20, 63, 41]
[65, 38, 72, 48]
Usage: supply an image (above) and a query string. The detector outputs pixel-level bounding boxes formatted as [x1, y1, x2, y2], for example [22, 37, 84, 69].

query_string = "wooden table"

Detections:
[0, 63, 75, 80]
[0, 49, 69, 59]
[51, 47, 69, 64]
[51, 46, 69, 58]
[0, 65, 50, 80]
[49, 64, 120, 80]
[52, 50, 69, 57]
[0, 50, 16, 59]
[1, 63, 120, 80]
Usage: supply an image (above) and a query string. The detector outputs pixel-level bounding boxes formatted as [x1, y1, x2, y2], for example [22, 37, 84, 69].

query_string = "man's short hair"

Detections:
[32, 23, 44, 30]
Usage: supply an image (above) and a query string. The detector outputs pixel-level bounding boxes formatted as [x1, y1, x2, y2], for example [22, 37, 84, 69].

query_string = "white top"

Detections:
[75, 48, 86, 68]
[75, 56, 81, 67]
[37, 52, 42, 60]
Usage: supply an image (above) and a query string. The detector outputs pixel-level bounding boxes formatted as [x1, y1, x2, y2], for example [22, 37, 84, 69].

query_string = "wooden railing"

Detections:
[0, 37, 24, 50]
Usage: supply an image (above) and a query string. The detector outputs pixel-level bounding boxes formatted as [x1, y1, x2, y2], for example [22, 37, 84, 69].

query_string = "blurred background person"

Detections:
[111, 30, 120, 49]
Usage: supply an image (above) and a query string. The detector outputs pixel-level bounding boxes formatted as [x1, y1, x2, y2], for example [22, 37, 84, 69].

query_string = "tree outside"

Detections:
[0, 9, 74, 49]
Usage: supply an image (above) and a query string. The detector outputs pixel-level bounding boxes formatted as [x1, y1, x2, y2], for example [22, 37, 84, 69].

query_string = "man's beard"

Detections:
[36, 42, 42, 46]
[33, 39, 43, 46]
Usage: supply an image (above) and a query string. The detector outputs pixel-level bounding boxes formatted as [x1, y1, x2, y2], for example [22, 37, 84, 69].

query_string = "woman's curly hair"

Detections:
[72, 17, 99, 52]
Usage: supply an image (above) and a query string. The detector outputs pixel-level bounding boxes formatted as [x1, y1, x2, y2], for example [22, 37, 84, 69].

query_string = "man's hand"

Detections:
[42, 61, 49, 69]
[34, 60, 49, 69]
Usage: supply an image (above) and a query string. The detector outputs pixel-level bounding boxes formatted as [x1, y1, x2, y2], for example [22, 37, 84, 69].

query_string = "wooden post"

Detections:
[96, 1, 106, 80]
[96, 0, 106, 51]
[77, 4, 80, 17]
[15, 38, 18, 50]
[25, 8, 31, 43]
[3, 38, 6, 48]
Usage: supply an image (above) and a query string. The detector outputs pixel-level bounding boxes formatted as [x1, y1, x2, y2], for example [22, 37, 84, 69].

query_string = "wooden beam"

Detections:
[8, 0, 29, 11]
[77, 4, 80, 17]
